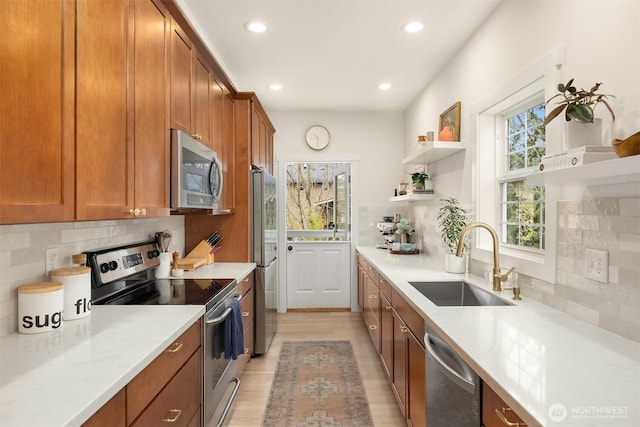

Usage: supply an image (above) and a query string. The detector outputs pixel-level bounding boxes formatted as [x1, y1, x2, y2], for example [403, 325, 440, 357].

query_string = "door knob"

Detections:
[287, 245, 292, 251]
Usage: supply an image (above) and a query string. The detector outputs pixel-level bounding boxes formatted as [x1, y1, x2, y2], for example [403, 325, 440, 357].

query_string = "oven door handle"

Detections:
[214, 376, 241, 427]
[205, 294, 243, 325]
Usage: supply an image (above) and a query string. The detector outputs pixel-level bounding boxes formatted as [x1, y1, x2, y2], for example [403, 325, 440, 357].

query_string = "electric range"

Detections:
[84, 240, 236, 311]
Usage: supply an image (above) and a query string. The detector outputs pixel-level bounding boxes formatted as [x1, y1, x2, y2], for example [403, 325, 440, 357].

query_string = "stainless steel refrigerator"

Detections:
[251, 167, 277, 355]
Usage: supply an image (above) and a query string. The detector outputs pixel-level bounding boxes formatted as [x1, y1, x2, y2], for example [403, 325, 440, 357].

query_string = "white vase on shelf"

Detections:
[563, 118, 602, 150]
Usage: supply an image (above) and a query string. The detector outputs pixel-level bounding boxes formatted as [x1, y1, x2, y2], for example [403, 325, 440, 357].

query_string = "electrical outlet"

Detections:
[45, 247, 58, 278]
[585, 248, 608, 283]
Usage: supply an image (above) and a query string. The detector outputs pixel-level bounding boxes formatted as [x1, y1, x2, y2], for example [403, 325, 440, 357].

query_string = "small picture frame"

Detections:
[438, 101, 461, 142]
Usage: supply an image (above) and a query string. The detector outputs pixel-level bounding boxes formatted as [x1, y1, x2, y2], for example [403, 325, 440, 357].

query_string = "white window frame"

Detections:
[474, 48, 563, 284]
[497, 97, 546, 253]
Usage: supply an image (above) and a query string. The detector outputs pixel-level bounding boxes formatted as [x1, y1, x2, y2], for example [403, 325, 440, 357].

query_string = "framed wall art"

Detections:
[438, 101, 461, 141]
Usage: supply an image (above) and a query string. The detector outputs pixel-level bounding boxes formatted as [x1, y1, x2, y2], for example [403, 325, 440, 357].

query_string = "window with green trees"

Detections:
[499, 100, 546, 251]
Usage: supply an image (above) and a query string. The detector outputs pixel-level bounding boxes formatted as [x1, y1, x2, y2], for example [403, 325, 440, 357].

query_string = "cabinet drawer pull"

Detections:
[166, 342, 183, 353]
[369, 294, 377, 299]
[369, 325, 377, 330]
[400, 325, 409, 333]
[242, 311, 250, 317]
[244, 347, 249, 354]
[162, 409, 182, 423]
[385, 305, 392, 311]
[495, 408, 525, 426]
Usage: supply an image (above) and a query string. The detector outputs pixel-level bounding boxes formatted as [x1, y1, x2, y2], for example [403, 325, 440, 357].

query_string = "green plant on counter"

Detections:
[437, 197, 469, 254]
[395, 218, 413, 244]
[543, 78, 615, 125]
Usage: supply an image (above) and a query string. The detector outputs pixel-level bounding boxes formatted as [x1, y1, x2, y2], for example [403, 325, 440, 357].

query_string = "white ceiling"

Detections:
[178, 0, 502, 112]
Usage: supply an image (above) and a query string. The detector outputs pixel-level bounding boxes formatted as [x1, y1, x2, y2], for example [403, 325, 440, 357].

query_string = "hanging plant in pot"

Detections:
[543, 78, 615, 151]
[437, 197, 469, 273]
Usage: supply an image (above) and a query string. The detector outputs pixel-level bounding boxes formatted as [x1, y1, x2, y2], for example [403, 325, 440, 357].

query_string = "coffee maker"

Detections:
[376, 216, 397, 249]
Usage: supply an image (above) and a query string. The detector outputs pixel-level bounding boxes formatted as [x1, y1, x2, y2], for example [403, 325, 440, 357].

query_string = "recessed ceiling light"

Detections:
[269, 83, 283, 91]
[244, 21, 268, 33]
[378, 83, 391, 91]
[402, 22, 424, 33]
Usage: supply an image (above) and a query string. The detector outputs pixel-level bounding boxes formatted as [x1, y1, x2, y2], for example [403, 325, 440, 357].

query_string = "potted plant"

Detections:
[437, 197, 469, 273]
[410, 171, 431, 190]
[395, 218, 413, 243]
[543, 78, 615, 149]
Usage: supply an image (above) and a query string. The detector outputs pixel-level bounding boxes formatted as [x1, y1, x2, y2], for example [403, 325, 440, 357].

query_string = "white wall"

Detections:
[403, 0, 640, 341]
[269, 111, 407, 246]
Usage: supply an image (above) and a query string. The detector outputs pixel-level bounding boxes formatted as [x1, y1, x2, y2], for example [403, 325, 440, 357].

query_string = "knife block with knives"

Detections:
[173, 231, 222, 271]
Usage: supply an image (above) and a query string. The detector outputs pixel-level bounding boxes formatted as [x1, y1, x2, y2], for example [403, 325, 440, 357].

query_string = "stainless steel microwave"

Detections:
[170, 129, 223, 210]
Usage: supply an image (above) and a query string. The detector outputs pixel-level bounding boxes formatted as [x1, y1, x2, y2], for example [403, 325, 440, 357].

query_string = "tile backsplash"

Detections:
[409, 197, 640, 343]
[0, 216, 185, 337]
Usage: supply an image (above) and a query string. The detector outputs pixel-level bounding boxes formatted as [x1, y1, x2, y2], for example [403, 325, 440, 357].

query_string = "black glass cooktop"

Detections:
[94, 277, 236, 311]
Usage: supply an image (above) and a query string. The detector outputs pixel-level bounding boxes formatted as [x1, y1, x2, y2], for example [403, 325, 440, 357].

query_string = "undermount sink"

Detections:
[408, 281, 513, 306]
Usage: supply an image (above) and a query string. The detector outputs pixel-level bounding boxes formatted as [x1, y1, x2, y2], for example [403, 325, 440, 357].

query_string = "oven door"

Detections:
[203, 292, 242, 427]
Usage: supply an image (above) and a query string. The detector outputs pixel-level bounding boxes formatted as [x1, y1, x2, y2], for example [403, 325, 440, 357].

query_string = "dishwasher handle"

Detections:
[425, 333, 476, 394]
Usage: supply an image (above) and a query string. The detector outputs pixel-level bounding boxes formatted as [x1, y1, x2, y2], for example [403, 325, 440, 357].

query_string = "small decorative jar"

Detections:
[18, 282, 64, 334]
[51, 267, 92, 320]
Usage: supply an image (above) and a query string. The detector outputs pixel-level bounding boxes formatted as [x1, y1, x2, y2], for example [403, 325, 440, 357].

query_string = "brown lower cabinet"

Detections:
[357, 254, 426, 427]
[483, 382, 527, 427]
[237, 271, 255, 375]
[82, 319, 202, 427]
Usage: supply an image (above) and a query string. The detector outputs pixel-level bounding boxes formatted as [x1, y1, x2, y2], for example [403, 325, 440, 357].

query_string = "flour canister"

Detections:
[17, 282, 64, 334]
[51, 266, 92, 320]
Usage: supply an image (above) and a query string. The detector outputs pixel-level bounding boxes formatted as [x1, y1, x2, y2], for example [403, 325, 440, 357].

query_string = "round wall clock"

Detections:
[305, 125, 331, 151]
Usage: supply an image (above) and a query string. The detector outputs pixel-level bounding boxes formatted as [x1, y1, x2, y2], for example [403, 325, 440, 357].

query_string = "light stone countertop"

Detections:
[357, 246, 640, 427]
[0, 262, 256, 426]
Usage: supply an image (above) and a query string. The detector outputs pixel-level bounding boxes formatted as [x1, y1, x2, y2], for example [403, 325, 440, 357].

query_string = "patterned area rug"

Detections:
[262, 340, 374, 427]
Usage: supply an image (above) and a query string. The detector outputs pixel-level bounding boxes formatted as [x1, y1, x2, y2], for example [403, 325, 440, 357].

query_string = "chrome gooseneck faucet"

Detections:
[455, 222, 515, 292]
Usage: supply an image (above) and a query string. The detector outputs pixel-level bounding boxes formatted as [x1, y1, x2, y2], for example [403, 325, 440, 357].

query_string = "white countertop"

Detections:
[0, 262, 256, 426]
[0, 305, 204, 427]
[357, 246, 640, 427]
[157, 261, 256, 280]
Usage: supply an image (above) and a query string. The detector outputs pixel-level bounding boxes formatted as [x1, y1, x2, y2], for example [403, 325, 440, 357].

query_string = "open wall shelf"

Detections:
[403, 141, 467, 165]
[526, 155, 640, 186]
[389, 193, 435, 202]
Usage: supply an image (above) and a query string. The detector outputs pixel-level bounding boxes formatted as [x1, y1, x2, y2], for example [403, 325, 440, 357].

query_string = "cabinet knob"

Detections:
[369, 325, 377, 330]
[162, 409, 182, 423]
[369, 294, 377, 299]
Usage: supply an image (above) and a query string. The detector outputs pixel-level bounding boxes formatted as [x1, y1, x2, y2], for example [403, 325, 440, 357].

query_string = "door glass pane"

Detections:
[285, 162, 351, 241]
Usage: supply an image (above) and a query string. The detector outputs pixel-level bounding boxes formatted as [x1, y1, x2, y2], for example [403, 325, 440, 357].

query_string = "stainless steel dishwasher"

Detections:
[425, 323, 481, 427]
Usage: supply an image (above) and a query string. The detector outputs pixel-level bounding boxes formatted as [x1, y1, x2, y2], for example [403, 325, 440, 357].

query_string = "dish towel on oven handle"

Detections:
[224, 298, 245, 360]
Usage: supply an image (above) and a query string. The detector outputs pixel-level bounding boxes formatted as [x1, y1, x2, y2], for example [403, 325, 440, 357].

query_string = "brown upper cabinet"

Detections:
[170, 18, 215, 150]
[1, 0, 75, 224]
[75, 0, 170, 220]
[237, 93, 275, 174]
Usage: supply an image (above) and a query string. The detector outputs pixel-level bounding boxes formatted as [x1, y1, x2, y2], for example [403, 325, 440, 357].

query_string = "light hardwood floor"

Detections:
[223, 311, 406, 426]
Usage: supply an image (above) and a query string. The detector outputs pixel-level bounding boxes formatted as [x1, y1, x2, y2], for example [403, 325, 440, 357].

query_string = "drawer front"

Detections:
[379, 275, 392, 301]
[132, 350, 201, 427]
[392, 288, 425, 343]
[237, 271, 255, 296]
[240, 287, 254, 325]
[482, 382, 526, 427]
[366, 263, 379, 283]
[127, 319, 202, 424]
[237, 319, 254, 375]
[82, 389, 125, 427]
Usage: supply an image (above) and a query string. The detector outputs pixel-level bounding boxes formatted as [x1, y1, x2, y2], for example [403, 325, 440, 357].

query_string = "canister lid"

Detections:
[50, 267, 91, 276]
[18, 282, 64, 294]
